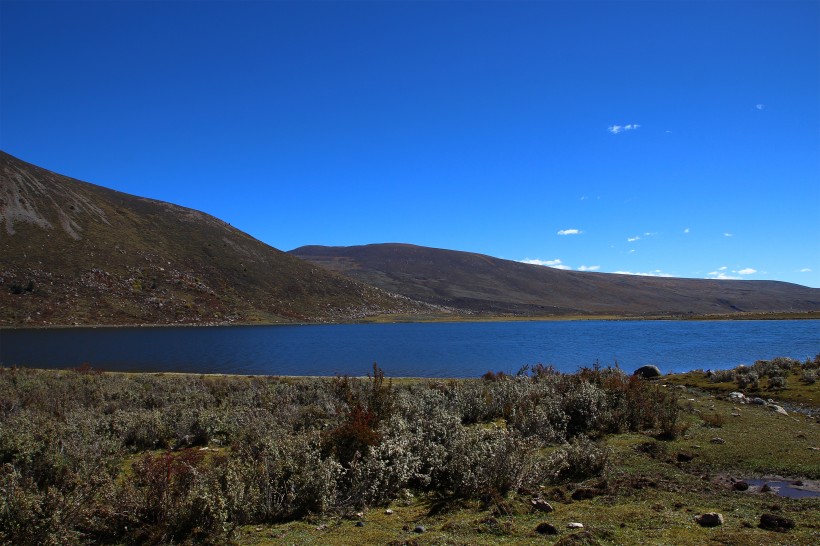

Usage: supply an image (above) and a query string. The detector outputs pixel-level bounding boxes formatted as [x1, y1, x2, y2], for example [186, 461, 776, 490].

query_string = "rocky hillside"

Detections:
[290, 244, 820, 316]
[0, 152, 431, 326]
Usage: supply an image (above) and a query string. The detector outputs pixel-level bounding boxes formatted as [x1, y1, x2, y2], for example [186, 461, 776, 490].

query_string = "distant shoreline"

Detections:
[1, 310, 818, 330]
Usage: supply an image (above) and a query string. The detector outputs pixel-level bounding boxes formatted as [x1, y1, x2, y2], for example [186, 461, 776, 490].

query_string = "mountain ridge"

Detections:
[0, 151, 433, 326]
[290, 243, 820, 317]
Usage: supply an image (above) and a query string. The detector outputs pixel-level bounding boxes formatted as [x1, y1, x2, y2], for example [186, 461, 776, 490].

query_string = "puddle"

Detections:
[744, 479, 820, 499]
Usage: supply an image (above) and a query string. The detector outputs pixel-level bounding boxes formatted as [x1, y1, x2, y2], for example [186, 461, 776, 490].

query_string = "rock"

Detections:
[567, 522, 584, 529]
[315, 524, 328, 531]
[413, 525, 426, 533]
[759, 513, 795, 532]
[761, 483, 773, 492]
[710, 437, 725, 444]
[535, 522, 559, 535]
[385, 509, 394, 515]
[771, 405, 789, 416]
[695, 513, 724, 527]
[355, 521, 365, 527]
[729, 392, 747, 403]
[733, 480, 749, 491]
[633, 365, 662, 379]
[531, 498, 554, 512]
[677, 452, 695, 462]
[571, 487, 601, 500]
[750, 397, 766, 405]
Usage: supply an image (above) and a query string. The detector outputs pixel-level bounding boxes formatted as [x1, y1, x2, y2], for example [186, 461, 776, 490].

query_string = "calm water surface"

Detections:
[1, 320, 817, 377]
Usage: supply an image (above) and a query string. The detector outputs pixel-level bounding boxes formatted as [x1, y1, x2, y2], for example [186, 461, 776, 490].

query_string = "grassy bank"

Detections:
[1, 358, 818, 545]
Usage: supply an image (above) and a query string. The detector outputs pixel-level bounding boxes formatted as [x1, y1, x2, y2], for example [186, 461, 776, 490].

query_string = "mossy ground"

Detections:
[235, 376, 820, 545]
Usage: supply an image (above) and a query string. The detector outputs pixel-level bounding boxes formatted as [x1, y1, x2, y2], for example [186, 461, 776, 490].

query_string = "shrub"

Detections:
[545, 435, 611, 483]
[768, 375, 788, 390]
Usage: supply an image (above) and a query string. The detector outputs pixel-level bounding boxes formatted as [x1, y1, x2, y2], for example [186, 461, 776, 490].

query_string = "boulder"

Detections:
[531, 498, 554, 512]
[633, 365, 662, 379]
[695, 513, 724, 527]
[535, 522, 559, 535]
[732, 480, 749, 491]
[759, 513, 795, 532]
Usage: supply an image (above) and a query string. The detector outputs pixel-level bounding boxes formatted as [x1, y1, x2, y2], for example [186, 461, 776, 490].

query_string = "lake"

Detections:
[0, 320, 818, 377]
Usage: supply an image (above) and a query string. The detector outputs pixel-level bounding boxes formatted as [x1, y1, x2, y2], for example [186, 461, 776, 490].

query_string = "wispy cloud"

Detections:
[799, 268, 812, 273]
[578, 265, 600, 272]
[521, 258, 571, 270]
[756, 103, 765, 110]
[613, 270, 673, 277]
[724, 233, 733, 237]
[627, 236, 640, 242]
[683, 228, 690, 234]
[707, 272, 741, 280]
[608, 123, 640, 134]
[736, 268, 757, 275]
[557, 229, 582, 236]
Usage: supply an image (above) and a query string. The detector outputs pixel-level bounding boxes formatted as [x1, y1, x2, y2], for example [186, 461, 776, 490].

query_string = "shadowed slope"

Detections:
[291, 244, 820, 316]
[0, 152, 427, 326]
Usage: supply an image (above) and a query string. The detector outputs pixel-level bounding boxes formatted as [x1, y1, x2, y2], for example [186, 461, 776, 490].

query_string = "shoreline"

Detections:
[2, 310, 819, 330]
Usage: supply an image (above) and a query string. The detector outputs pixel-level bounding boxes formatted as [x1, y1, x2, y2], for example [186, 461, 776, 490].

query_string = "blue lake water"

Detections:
[0, 320, 818, 377]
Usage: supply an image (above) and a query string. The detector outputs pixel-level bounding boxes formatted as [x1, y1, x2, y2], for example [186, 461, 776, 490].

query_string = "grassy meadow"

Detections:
[0, 357, 818, 545]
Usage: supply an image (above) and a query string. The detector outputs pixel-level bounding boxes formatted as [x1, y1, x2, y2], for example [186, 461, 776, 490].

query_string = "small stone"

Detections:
[759, 513, 795, 532]
[769, 405, 789, 416]
[695, 513, 724, 527]
[535, 522, 559, 535]
[413, 525, 426, 533]
[567, 522, 584, 529]
[355, 521, 365, 527]
[385, 509, 394, 515]
[255, 526, 263, 532]
[710, 437, 725, 444]
[761, 483, 773, 493]
[315, 524, 328, 531]
[677, 452, 695, 462]
[355, 511, 364, 518]
[791, 480, 804, 487]
[733, 481, 749, 491]
[531, 498, 554, 512]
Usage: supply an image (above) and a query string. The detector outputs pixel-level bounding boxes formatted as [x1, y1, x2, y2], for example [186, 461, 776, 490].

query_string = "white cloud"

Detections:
[799, 268, 812, 273]
[521, 258, 570, 270]
[627, 236, 640, 242]
[628, 249, 636, 254]
[557, 229, 582, 236]
[718, 266, 728, 271]
[613, 270, 673, 277]
[578, 265, 600, 271]
[608, 123, 641, 134]
[736, 268, 757, 275]
[756, 103, 765, 110]
[707, 272, 741, 280]
[724, 233, 733, 237]
[683, 228, 690, 234]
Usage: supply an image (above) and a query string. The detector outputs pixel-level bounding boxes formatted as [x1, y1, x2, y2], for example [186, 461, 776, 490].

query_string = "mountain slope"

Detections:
[0, 152, 429, 326]
[290, 244, 820, 316]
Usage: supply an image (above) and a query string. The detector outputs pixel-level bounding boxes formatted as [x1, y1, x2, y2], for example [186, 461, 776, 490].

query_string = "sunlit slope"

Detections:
[0, 152, 427, 326]
[291, 243, 820, 316]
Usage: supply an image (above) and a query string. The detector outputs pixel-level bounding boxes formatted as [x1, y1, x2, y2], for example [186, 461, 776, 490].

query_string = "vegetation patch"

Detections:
[0, 356, 818, 544]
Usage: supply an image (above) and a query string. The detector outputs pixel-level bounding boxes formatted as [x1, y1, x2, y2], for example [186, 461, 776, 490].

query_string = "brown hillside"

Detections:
[0, 152, 429, 326]
[290, 243, 820, 316]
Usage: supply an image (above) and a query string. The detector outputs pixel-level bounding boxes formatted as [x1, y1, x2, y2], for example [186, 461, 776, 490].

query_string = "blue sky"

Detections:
[2, 0, 818, 287]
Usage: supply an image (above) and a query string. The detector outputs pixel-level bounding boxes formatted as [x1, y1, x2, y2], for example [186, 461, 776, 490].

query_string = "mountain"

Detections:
[0, 152, 431, 326]
[290, 243, 820, 317]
